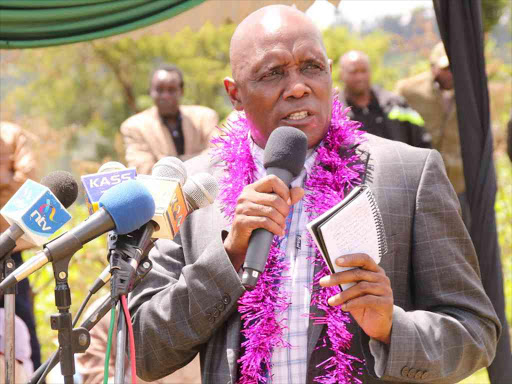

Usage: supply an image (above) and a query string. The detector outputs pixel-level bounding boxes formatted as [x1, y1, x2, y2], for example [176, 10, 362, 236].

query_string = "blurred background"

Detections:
[0, 1, 510, 383]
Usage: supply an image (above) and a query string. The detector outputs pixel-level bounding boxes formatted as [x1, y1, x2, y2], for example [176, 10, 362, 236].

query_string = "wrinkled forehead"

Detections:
[236, 24, 327, 77]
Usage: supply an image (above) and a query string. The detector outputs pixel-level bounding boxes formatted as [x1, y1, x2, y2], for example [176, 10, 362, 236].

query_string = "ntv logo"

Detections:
[30, 200, 56, 231]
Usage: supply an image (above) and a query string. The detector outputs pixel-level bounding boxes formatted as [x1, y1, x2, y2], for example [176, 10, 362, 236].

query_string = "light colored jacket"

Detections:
[130, 134, 499, 384]
[395, 72, 465, 194]
[120, 105, 219, 175]
[0, 121, 37, 251]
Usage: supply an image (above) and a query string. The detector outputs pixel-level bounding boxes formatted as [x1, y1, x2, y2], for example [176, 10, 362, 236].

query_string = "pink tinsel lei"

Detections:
[212, 98, 366, 384]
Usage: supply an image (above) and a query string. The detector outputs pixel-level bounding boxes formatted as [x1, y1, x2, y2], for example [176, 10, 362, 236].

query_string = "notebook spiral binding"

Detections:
[365, 188, 388, 257]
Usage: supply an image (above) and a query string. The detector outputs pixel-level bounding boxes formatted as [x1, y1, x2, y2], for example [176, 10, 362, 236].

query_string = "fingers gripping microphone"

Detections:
[242, 126, 308, 289]
[0, 180, 155, 292]
[0, 171, 78, 259]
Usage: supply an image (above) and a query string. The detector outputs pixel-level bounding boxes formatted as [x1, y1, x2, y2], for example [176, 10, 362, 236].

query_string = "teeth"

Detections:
[287, 111, 308, 120]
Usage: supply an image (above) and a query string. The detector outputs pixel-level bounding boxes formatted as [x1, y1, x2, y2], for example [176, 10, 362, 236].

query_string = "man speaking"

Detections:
[129, 6, 499, 383]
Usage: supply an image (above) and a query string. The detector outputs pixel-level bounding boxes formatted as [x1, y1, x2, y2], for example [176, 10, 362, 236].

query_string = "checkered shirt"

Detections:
[250, 140, 318, 384]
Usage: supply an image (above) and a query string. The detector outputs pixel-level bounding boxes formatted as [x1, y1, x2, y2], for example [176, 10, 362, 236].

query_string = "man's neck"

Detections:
[345, 89, 372, 108]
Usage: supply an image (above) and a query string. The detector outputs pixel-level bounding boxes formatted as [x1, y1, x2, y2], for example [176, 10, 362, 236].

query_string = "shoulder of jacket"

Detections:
[121, 107, 155, 128]
[396, 72, 432, 95]
[180, 104, 217, 117]
[362, 133, 431, 163]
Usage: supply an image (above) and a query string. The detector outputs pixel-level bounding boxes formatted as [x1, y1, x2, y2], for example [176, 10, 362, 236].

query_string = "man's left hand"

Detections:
[319, 253, 393, 344]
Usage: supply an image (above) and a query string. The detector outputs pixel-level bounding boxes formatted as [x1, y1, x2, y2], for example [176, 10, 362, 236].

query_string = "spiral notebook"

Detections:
[307, 185, 387, 291]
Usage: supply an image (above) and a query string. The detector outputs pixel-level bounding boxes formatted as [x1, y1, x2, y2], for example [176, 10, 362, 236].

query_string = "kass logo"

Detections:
[30, 199, 55, 231]
[88, 172, 132, 188]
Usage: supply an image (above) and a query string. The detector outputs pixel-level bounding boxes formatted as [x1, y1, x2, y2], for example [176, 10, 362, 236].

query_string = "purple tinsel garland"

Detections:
[212, 97, 366, 384]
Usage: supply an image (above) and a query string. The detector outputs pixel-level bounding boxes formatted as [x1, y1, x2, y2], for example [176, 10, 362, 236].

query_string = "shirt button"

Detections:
[223, 294, 231, 305]
[216, 302, 225, 311]
[408, 368, 417, 379]
[401, 367, 409, 377]
[415, 370, 423, 379]
[422, 371, 431, 380]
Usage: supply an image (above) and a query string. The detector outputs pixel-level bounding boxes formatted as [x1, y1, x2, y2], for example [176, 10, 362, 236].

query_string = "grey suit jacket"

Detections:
[129, 134, 499, 383]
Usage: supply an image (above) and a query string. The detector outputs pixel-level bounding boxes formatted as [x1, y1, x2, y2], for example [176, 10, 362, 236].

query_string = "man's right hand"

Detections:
[223, 175, 304, 271]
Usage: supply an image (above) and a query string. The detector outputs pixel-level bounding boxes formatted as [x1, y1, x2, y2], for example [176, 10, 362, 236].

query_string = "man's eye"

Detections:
[303, 63, 321, 72]
[262, 70, 282, 80]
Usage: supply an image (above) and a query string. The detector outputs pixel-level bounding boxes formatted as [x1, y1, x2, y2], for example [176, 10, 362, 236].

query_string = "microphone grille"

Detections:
[40, 171, 79, 209]
[98, 161, 126, 173]
[264, 126, 307, 177]
[152, 157, 187, 184]
[183, 173, 218, 210]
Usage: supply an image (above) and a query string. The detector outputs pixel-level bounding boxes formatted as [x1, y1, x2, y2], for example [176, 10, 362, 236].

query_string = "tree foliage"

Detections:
[481, 0, 510, 33]
[2, 23, 396, 165]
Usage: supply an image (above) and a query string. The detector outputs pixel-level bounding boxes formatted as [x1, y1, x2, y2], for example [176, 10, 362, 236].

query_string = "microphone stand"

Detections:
[2, 252, 16, 384]
[51, 253, 81, 384]
[28, 247, 154, 384]
[108, 222, 156, 383]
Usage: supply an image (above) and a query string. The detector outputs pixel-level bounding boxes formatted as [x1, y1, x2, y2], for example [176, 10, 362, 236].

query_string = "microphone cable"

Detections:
[121, 294, 137, 384]
[104, 303, 117, 384]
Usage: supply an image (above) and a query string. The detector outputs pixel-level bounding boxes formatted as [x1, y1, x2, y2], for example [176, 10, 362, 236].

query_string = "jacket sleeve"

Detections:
[128, 231, 245, 382]
[11, 127, 37, 189]
[368, 150, 500, 383]
[120, 120, 156, 175]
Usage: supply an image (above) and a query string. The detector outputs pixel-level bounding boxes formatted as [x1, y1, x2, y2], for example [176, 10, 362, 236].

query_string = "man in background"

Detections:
[0, 121, 41, 372]
[395, 43, 466, 219]
[121, 64, 219, 174]
[339, 50, 431, 148]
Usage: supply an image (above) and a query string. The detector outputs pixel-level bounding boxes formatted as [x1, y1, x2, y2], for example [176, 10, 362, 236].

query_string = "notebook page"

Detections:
[318, 188, 381, 290]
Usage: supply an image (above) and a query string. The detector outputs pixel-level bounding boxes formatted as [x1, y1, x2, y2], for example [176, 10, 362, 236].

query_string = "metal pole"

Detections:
[3, 254, 16, 384]
[114, 304, 126, 383]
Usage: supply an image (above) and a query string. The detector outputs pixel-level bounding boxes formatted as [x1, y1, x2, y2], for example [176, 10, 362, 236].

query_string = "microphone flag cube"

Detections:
[137, 175, 189, 240]
[0, 179, 72, 245]
[81, 168, 137, 215]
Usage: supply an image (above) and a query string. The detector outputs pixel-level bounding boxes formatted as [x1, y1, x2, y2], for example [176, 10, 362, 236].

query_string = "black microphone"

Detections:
[242, 126, 308, 288]
[0, 171, 78, 259]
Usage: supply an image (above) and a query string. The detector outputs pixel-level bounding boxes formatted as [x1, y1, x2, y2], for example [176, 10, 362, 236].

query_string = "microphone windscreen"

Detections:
[99, 180, 155, 234]
[263, 126, 308, 177]
[41, 171, 79, 209]
[183, 173, 218, 210]
[98, 161, 126, 173]
[152, 157, 187, 184]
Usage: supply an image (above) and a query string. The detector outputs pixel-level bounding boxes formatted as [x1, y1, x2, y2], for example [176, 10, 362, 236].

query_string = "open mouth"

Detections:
[286, 111, 309, 120]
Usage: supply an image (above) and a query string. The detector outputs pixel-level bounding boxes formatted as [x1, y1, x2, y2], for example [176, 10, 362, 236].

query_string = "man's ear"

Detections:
[224, 77, 244, 111]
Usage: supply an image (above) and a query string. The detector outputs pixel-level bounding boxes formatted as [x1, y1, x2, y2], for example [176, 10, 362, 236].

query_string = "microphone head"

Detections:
[151, 157, 187, 184]
[263, 126, 308, 177]
[40, 171, 79, 209]
[183, 173, 218, 210]
[99, 180, 155, 234]
[98, 161, 126, 173]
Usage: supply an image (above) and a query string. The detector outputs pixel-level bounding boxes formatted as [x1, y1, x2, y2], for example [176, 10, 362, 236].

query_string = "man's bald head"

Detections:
[230, 5, 325, 82]
[339, 50, 369, 71]
[339, 50, 371, 97]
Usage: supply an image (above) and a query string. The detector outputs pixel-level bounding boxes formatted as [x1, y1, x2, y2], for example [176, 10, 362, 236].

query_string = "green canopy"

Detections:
[0, 0, 205, 49]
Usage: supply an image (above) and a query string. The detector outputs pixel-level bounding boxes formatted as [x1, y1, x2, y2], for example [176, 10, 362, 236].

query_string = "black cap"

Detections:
[41, 171, 78, 209]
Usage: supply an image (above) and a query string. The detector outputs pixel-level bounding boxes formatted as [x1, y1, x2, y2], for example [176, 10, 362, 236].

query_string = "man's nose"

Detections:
[283, 71, 310, 99]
